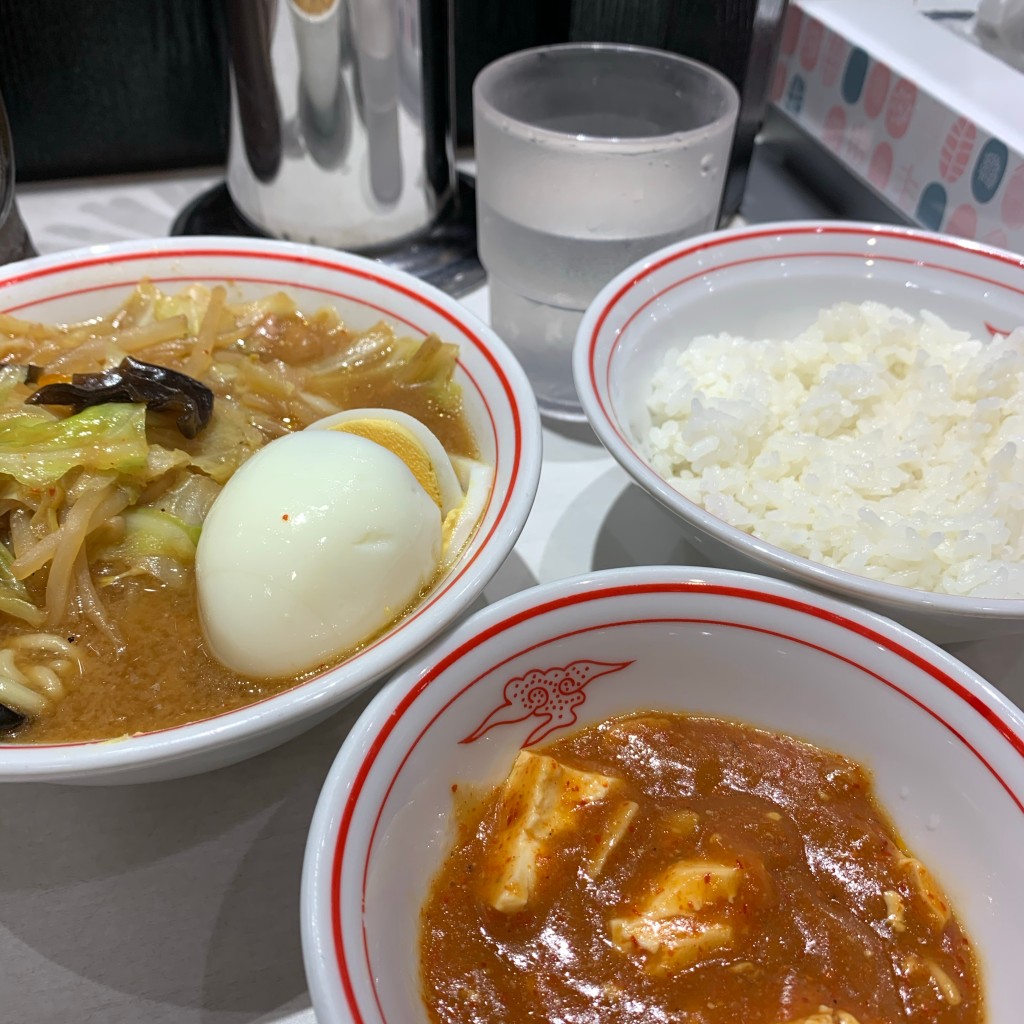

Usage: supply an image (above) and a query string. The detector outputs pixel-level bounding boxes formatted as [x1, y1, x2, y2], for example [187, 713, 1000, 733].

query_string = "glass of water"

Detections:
[473, 43, 739, 422]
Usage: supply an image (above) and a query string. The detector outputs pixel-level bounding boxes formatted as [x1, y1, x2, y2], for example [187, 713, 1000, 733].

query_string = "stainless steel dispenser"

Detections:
[0, 92, 35, 266]
[224, 0, 456, 250]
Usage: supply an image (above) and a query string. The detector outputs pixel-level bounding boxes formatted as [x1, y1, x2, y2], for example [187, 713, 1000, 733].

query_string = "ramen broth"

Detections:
[2, 569, 451, 744]
[0, 284, 479, 743]
[10, 581, 277, 742]
[420, 713, 982, 1024]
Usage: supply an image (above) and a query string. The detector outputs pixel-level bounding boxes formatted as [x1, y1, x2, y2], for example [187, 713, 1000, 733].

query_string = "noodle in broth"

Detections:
[0, 281, 478, 743]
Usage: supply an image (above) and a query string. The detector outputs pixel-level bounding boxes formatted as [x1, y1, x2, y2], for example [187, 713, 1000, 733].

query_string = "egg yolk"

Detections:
[327, 417, 444, 510]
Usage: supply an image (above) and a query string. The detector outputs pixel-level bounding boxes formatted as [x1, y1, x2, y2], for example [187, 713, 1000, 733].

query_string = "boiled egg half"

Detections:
[196, 409, 490, 678]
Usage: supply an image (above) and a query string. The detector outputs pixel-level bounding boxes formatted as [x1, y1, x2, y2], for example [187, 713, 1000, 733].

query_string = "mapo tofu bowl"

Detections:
[0, 237, 541, 783]
[302, 566, 1024, 1024]
[573, 222, 1024, 644]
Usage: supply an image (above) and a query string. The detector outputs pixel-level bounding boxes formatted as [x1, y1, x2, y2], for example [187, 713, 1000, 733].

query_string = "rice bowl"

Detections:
[574, 221, 1024, 643]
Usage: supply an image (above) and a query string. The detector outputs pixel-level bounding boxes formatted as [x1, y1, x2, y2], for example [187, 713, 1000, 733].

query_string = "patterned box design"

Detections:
[772, 4, 1024, 254]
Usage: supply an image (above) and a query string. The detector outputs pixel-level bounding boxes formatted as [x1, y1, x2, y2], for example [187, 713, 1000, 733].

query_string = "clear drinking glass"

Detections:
[473, 43, 739, 422]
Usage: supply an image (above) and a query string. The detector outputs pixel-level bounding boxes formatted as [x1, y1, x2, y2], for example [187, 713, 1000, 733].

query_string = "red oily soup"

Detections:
[419, 712, 981, 1024]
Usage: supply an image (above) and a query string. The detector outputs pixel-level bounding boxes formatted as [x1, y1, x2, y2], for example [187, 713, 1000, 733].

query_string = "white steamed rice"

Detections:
[645, 301, 1024, 598]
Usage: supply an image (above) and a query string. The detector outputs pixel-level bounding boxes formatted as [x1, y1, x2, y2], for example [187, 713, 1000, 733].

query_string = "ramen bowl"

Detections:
[0, 237, 541, 784]
[301, 566, 1024, 1024]
[573, 221, 1024, 644]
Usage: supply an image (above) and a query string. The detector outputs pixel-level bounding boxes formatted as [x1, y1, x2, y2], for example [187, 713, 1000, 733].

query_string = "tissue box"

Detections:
[772, 0, 1024, 254]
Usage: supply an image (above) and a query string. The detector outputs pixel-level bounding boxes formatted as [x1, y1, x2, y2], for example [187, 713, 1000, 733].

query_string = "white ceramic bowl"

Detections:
[0, 237, 541, 784]
[573, 221, 1024, 644]
[301, 565, 1024, 1024]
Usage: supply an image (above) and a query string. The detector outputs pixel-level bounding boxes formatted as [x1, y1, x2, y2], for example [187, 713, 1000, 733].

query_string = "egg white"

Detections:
[196, 429, 442, 678]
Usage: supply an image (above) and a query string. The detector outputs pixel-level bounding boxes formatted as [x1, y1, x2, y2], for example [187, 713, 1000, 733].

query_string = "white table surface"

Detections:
[4, 171, 1023, 1024]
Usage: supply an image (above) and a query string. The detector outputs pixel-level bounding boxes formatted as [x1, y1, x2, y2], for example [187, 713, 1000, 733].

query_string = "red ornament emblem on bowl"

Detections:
[461, 659, 633, 746]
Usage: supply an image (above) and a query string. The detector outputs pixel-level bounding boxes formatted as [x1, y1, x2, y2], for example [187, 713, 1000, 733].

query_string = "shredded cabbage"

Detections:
[0, 403, 149, 487]
[0, 280, 472, 636]
[0, 543, 45, 626]
[93, 508, 200, 588]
